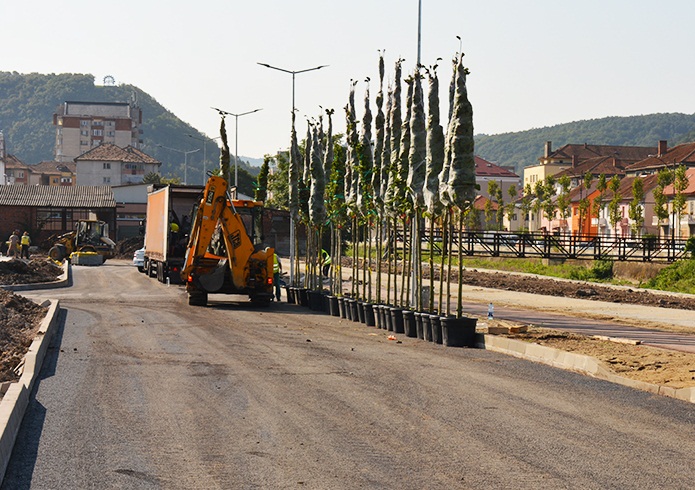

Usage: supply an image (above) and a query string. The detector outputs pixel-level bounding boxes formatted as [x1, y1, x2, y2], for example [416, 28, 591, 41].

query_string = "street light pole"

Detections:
[210, 108, 262, 188]
[257, 62, 327, 287]
[157, 144, 199, 184]
[187, 134, 221, 183]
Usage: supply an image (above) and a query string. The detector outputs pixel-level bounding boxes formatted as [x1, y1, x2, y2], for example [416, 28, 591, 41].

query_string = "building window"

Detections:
[17, 171, 24, 178]
[512, 214, 518, 221]
[93, 120, 103, 126]
[103, 162, 111, 169]
[81, 140, 89, 146]
[61, 177, 72, 183]
[103, 176, 111, 184]
[52, 177, 59, 184]
[93, 129, 103, 136]
[80, 130, 89, 136]
[106, 131, 115, 137]
[106, 121, 114, 126]
[80, 120, 89, 126]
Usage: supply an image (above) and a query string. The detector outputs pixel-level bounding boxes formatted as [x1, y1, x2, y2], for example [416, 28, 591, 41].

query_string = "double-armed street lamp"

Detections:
[186, 134, 221, 183]
[157, 144, 199, 185]
[257, 62, 328, 286]
[211, 107, 262, 188]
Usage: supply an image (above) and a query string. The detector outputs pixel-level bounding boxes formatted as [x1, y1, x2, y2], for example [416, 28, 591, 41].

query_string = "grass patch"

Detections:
[643, 260, 695, 294]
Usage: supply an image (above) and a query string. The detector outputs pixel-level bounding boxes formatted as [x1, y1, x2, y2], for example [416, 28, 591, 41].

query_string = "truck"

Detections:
[143, 184, 203, 284]
[180, 175, 274, 306]
[48, 219, 116, 264]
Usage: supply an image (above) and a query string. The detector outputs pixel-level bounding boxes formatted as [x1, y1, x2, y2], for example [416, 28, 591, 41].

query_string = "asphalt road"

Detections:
[4, 260, 695, 489]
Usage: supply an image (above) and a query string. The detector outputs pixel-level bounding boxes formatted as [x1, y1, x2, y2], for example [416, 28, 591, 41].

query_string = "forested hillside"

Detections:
[475, 113, 695, 174]
[0, 72, 259, 190]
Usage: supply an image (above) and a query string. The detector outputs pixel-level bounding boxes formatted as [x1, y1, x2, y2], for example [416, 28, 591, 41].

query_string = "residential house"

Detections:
[3, 154, 31, 185]
[591, 174, 660, 238]
[524, 141, 657, 190]
[75, 143, 160, 186]
[624, 141, 695, 177]
[475, 156, 520, 201]
[29, 161, 76, 186]
[662, 167, 695, 239]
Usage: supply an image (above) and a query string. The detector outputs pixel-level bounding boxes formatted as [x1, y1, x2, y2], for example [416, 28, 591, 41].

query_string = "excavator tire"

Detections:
[250, 294, 272, 307]
[48, 245, 65, 262]
[188, 291, 208, 306]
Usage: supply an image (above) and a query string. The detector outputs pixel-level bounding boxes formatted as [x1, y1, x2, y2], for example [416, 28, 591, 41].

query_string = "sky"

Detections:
[3, 0, 695, 161]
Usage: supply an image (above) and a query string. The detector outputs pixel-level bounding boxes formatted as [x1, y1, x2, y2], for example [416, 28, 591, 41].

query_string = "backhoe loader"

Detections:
[180, 175, 274, 306]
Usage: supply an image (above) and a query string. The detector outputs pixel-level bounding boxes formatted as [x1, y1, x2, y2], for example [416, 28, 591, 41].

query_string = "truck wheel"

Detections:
[250, 295, 272, 307]
[147, 260, 155, 278]
[188, 291, 208, 306]
[157, 262, 165, 283]
[137, 266, 145, 273]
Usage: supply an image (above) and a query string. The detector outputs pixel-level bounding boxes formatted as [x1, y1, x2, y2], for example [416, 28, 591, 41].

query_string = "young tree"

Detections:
[521, 184, 534, 231]
[267, 150, 289, 210]
[673, 165, 689, 239]
[653, 167, 674, 236]
[578, 171, 593, 236]
[607, 175, 622, 236]
[505, 184, 518, 230]
[254, 155, 271, 201]
[628, 177, 645, 236]
[486, 180, 503, 230]
[540, 176, 557, 226]
[593, 173, 608, 226]
[556, 175, 572, 234]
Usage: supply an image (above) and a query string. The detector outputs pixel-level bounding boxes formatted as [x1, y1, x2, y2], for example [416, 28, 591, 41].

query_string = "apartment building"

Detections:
[53, 101, 143, 163]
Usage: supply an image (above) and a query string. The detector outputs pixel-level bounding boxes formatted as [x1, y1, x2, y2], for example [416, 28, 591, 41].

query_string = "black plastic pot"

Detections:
[390, 307, 404, 334]
[402, 310, 416, 337]
[441, 316, 478, 347]
[307, 290, 324, 311]
[430, 314, 443, 344]
[338, 297, 347, 318]
[350, 300, 360, 322]
[422, 313, 433, 342]
[328, 295, 340, 316]
[363, 303, 376, 326]
[357, 301, 366, 323]
[382, 306, 392, 330]
[414, 312, 425, 339]
[297, 288, 309, 307]
[284, 286, 295, 304]
[345, 299, 354, 320]
[373, 305, 382, 328]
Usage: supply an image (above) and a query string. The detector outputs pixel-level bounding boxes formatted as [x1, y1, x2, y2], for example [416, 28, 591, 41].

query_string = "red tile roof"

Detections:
[545, 143, 657, 164]
[75, 143, 159, 164]
[625, 142, 695, 173]
[30, 161, 76, 174]
[555, 155, 627, 179]
[474, 156, 519, 178]
[663, 167, 695, 196]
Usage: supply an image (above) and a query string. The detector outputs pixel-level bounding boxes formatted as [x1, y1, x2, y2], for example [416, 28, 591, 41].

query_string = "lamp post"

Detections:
[210, 108, 262, 188]
[257, 62, 327, 287]
[157, 144, 199, 184]
[186, 134, 221, 183]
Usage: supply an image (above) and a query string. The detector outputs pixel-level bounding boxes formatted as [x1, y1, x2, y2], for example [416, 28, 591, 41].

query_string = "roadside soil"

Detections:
[487, 322, 695, 389]
[0, 288, 48, 383]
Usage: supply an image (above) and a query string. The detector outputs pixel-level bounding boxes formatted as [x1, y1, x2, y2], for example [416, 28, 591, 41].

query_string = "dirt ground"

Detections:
[0, 288, 48, 382]
[492, 324, 695, 389]
[1, 256, 694, 390]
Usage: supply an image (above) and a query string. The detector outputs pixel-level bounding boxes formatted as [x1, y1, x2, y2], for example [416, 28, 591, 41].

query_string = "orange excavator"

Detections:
[180, 174, 274, 306]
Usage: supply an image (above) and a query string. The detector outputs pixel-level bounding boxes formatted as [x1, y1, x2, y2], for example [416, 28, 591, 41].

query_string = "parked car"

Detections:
[133, 247, 145, 272]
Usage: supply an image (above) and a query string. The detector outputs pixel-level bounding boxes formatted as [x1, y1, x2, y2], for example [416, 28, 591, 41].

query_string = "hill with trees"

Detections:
[0, 71, 259, 193]
[475, 113, 695, 174]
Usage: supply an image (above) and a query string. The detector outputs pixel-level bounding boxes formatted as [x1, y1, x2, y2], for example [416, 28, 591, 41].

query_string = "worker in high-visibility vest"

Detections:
[273, 253, 283, 301]
[20, 231, 31, 259]
[320, 249, 331, 276]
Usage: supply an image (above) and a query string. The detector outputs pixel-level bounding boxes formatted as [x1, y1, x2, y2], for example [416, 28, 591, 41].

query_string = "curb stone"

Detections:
[477, 333, 695, 404]
[0, 299, 60, 483]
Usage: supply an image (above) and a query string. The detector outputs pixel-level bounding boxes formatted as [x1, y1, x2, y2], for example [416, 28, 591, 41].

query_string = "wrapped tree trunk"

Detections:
[446, 54, 477, 318]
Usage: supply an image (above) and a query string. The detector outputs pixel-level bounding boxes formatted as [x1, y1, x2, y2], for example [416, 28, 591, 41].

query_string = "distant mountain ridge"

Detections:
[475, 113, 695, 175]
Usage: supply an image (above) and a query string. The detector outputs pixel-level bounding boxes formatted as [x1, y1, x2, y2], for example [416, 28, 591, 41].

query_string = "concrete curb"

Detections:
[477, 333, 695, 404]
[0, 299, 60, 483]
[1, 261, 70, 292]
